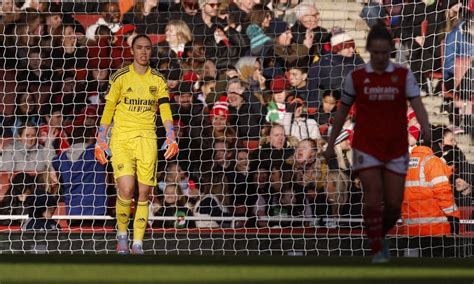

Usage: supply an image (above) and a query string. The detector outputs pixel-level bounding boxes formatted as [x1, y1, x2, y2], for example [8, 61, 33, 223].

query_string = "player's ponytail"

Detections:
[366, 24, 394, 51]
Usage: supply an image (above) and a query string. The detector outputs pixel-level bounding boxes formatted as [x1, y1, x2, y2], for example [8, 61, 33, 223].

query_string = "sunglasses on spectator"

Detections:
[207, 3, 220, 8]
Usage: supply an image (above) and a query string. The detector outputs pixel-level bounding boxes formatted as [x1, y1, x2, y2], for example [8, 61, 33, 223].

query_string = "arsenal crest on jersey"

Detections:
[149, 86, 158, 96]
[391, 75, 399, 83]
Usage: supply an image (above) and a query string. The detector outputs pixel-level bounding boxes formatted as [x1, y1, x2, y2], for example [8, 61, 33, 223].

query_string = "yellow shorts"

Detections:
[110, 136, 158, 186]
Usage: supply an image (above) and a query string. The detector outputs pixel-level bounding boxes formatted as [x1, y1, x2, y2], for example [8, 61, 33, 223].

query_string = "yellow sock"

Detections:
[116, 195, 132, 234]
[133, 201, 149, 243]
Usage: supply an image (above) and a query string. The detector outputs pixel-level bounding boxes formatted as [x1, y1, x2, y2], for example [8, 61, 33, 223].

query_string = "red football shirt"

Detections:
[341, 62, 420, 161]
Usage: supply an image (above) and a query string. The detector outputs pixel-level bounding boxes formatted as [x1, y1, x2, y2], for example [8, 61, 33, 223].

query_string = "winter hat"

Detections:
[331, 32, 355, 53]
[335, 129, 353, 145]
[269, 75, 290, 93]
[247, 24, 272, 50]
[210, 96, 229, 121]
[268, 19, 289, 38]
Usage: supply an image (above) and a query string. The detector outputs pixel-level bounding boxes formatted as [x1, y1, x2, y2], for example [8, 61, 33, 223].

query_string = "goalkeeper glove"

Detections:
[94, 126, 111, 165]
[161, 126, 179, 160]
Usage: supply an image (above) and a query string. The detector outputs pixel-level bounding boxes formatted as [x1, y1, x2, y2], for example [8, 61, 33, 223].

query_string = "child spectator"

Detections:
[287, 64, 310, 105]
[158, 162, 197, 199]
[315, 90, 339, 133]
[265, 77, 288, 124]
[282, 98, 321, 141]
[152, 183, 194, 229]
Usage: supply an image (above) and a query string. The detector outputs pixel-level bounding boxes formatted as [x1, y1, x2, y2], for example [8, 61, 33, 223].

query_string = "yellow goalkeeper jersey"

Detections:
[100, 63, 173, 141]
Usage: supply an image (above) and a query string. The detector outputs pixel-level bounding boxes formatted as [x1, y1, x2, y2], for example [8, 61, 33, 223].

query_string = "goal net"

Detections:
[0, 0, 472, 256]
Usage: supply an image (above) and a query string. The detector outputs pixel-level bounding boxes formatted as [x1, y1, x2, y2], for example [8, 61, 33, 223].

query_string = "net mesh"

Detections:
[0, 0, 472, 256]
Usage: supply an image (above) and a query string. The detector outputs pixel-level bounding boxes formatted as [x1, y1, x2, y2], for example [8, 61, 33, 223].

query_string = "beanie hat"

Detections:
[210, 96, 229, 121]
[268, 19, 289, 38]
[247, 24, 272, 50]
[269, 75, 288, 93]
[331, 32, 355, 53]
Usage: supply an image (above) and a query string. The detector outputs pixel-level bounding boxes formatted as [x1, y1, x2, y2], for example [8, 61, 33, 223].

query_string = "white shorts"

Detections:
[352, 149, 409, 175]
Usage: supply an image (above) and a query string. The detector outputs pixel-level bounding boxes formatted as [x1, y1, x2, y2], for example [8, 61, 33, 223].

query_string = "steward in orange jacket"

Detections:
[401, 146, 461, 236]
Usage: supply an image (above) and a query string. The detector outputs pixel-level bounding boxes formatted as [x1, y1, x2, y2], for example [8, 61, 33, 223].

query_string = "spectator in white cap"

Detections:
[308, 30, 364, 102]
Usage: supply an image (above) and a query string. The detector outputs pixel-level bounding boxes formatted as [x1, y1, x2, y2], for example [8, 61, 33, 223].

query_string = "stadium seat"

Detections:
[148, 34, 166, 45]
[0, 172, 11, 202]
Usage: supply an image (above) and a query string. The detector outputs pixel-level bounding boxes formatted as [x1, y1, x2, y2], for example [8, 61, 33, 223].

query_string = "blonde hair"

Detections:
[325, 170, 349, 216]
[235, 56, 258, 83]
[166, 20, 193, 44]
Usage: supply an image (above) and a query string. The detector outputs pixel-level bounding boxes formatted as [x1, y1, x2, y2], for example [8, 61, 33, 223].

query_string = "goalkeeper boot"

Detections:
[372, 238, 390, 264]
[116, 234, 129, 255]
[131, 243, 144, 255]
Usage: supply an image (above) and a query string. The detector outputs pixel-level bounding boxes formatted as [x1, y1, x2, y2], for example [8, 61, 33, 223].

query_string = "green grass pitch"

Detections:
[0, 255, 472, 283]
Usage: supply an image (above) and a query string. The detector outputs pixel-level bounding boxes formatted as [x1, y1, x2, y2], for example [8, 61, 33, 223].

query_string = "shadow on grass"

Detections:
[0, 254, 472, 268]
[0, 279, 472, 284]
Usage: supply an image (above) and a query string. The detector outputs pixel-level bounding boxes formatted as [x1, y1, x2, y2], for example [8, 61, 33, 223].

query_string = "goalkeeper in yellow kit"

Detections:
[94, 34, 178, 254]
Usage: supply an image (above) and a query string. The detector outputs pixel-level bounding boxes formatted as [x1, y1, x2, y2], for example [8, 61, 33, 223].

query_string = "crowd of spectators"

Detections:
[0, 0, 471, 231]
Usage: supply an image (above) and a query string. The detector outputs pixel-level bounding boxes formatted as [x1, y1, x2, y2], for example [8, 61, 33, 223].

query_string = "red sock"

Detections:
[363, 206, 384, 254]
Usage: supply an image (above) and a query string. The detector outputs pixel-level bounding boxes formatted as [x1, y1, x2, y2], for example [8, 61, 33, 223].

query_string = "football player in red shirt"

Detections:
[324, 24, 431, 263]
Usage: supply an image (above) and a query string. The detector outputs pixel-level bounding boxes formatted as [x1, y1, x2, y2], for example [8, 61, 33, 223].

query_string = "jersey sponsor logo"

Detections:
[149, 86, 157, 96]
[408, 157, 419, 168]
[391, 75, 399, 83]
[123, 97, 157, 112]
[363, 86, 399, 101]
[126, 87, 133, 93]
[363, 78, 370, 84]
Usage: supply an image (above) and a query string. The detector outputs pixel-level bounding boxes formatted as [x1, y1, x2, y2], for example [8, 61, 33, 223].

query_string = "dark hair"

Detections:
[95, 24, 112, 36]
[322, 89, 341, 100]
[366, 23, 394, 51]
[288, 64, 309, 74]
[18, 121, 38, 137]
[131, 34, 152, 48]
[11, 173, 37, 197]
[248, 4, 272, 25]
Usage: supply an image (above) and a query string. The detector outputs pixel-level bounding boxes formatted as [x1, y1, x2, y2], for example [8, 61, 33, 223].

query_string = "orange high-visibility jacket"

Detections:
[401, 146, 460, 236]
